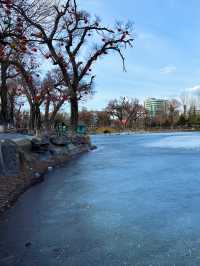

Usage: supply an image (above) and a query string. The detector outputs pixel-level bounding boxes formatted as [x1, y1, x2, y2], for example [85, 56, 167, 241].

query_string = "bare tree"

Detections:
[41, 70, 69, 129]
[168, 99, 180, 128]
[180, 91, 189, 117]
[106, 97, 144, 129]
[96, 111, 111, 128]
[0, 0, 35, 129]
[13, 0, 134, 131]
[124, 98, 146, 128]
[106, 97, 127, 128]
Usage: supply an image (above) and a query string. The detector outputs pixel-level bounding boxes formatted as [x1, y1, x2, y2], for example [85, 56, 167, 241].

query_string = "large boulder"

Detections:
[1, 140, 20, 177]
[0, 147, 4, 176]
[90, 145, 97, 150]
[71, 135, 91, 146]
[50, 135, 69, 146]
[31, 136, 49, 152]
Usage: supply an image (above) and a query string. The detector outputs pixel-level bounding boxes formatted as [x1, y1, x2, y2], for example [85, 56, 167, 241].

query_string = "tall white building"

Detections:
[144, 98, 169, 117]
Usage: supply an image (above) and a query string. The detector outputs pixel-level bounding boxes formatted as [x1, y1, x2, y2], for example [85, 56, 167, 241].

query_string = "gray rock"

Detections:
[31, 138, 41, 151]
[41, 136, 49, 145]
[90, 145, 97, 150]
[25, 242, 32, 247]
[31, 137, 49, 152]
[49, 146, 69, 156]
[33, 172, 44, 184]
[0, 145, 4, 176]
[67, 143, 77, 151]
[34, 172, 40, 178]
[50, 136, 69, 146]
[71, 135, 91, 145]
[1, 140, 20, 177]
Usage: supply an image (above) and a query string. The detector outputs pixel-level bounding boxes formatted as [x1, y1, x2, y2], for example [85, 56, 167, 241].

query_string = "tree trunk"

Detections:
[170, 113, 174, 129]
[29, 102, 41, 135]
[44, 99, 50, 130]
[35, 104, 41, 132]
[49, 99, 65, 127]
[0, 63, 8, 131]
[184, 105, 187, 117]
[70, 96, 78, 132]
[9, 95, 15, 126]
[29, 104, 35, 132]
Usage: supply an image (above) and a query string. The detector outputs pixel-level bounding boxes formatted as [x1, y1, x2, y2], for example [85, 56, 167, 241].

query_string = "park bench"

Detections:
[54, 122, 87, 135]
[55, 122, 68, 136]
[77, 123, 87, 135]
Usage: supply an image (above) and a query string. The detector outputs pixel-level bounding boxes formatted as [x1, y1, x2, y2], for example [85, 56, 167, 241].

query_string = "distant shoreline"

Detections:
[90, 128, 200, 135]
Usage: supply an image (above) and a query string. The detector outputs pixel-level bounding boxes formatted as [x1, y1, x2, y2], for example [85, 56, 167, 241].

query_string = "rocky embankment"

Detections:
[0, 134, 96, 215]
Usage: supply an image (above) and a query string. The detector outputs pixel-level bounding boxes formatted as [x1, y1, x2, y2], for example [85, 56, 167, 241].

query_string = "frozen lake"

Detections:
[1, 132, 200, 265]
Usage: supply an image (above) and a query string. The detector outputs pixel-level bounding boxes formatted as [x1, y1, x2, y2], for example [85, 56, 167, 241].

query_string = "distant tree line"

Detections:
[75, 95, 200, 132]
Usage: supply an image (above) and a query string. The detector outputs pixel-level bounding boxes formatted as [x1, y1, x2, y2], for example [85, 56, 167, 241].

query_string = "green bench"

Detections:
[77, 124, 87, 135]
[55, 122, 87, 135]
[55, 123, 68, 136]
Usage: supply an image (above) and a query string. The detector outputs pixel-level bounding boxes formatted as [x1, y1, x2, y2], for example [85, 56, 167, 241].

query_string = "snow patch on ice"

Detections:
[146, 135, 200, 149]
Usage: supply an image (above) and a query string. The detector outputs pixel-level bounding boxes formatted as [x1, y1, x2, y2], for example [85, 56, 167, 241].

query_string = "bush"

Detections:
[95, 127, 116, 134]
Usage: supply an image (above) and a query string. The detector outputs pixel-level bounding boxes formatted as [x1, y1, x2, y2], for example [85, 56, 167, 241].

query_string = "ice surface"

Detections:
[2, 132, 200, 265]
[146, 133, 200, 149]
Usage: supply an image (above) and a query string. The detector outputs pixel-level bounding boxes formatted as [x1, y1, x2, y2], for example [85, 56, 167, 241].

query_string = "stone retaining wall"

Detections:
[0, 135, 95, 215]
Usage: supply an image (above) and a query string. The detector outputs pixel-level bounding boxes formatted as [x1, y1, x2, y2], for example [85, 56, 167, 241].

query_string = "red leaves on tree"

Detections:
[44, 52, 51, 59]
[62, 95, 69, 101]
[0, 48, 5, 58]
[35, 32, 43, 38]
[34, 95, 41, 102]
[31, 47, 37, 52]
[27, 76, 33, 84]
[5, 9, 11, 15]
[2, 0, 12, 14]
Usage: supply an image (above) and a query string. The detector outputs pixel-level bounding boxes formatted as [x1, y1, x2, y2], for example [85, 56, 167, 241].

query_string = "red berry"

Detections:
[31, 48, 37, 52]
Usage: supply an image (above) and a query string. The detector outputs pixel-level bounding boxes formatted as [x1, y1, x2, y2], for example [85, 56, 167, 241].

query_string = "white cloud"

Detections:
[138, 32, 155, 40]
[186, 85, 200, 95]
[160, 65, 177, 75]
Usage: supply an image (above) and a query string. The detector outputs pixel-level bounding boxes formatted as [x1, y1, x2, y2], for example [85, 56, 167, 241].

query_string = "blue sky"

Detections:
[78, 0, 200, 110]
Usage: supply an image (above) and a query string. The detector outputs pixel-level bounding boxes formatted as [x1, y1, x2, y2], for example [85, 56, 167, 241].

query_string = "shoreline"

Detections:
[90, 128, 200, 135]
[0, 135, 95, 215]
